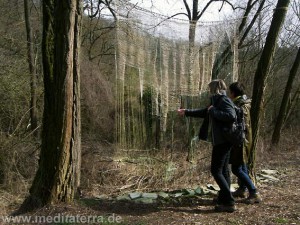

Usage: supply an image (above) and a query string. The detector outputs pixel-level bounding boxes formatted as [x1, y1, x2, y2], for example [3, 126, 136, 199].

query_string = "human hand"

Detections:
[177, 109, 185, 116]
[208, 105, 214, 111]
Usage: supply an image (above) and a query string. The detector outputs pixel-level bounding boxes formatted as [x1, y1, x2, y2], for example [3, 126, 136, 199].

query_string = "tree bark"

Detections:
[271, 47, 300, 146]
[284, 85, 300, 124]
[24, 0, 38, 135]
[249, 0, 290, 175]
[18, 0, 82, 213]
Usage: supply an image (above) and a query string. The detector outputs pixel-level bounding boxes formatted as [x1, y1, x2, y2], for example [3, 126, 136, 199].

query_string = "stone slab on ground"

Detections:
[95, 194, 108, 200]
[114, 183, 226, 204]
[129, 192, 142, 200]
[183, 189, 195, 196]
[173, 192, 183, 198]
[207, 184, 220, 191]
[261, 169, 278, 175]
[230, 183, 239, 191]
[134, 198, 154, 204]
[142, 193, 158, 199]
[158, 192, 169, 199]
[116, 195, 131, 201]
[258, 174, 280, 181]
[194, 187, 203, 195]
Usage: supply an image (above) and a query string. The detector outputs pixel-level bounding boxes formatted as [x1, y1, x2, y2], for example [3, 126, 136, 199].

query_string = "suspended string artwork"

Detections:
[114, 1, 239, 150]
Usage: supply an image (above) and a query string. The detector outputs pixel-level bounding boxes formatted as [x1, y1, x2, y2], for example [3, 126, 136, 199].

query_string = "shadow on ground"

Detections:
[79, 195, 218, 216]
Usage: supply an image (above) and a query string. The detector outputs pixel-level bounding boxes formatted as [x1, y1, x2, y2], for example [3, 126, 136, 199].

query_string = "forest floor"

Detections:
[4, 148, 300, 225]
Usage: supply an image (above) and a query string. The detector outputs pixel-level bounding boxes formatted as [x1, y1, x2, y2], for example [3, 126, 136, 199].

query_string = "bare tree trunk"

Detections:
[18, 0, 82, 213]
[188, 20, 196, 90]
[24, 0, 38, 135]
[249, 0, 290, 176]
[284, 85, 300, 124]
[184, 0, 198, 161]
[271, 47, 300, 146]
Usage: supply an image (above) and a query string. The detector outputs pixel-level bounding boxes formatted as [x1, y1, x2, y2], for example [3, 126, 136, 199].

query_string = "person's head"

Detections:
[229, 82, 245, 99]
[208, 79, 227, 95]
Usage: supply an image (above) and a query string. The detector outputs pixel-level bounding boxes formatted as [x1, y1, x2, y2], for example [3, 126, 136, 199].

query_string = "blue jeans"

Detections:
[211, 142, 234, 206]
[232, 164, 256, 194]
[238, 164, 248, 191]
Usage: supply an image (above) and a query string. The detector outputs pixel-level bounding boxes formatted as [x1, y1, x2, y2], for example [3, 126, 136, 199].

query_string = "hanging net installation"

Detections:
[114, 1, 239, 151]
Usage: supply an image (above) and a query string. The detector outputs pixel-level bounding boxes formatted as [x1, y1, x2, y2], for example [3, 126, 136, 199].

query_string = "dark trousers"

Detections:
[232, 164, 256, 195]
[237, 165, 248, 191]
[211, 142, 234, 205]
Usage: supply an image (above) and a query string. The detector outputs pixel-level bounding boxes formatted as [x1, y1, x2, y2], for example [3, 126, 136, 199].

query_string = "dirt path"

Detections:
[80, 163, 299, 225]
[6, 150, 300, 225]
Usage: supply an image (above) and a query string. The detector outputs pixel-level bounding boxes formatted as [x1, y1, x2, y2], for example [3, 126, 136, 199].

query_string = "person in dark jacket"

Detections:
[228, 82, 262, 204]
[178, 79, 236, 212]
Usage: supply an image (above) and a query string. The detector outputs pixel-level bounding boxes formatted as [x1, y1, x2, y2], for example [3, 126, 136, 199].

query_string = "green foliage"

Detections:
[274, 217, 289, 224]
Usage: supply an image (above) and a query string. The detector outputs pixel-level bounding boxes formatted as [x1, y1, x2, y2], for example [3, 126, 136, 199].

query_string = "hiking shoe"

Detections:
[232, 188, 247, 198]
[244, 193, 262, 204]
[214, 204, 236, 213]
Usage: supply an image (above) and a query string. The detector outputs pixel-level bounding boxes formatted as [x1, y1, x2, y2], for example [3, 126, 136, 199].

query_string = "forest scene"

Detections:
[0, 0, 299, 224]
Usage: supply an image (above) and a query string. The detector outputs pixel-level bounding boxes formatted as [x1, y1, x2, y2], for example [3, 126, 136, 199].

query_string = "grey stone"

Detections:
[158, 192, 169, 199]
[174, 193, 183, 198]
[142, 193, 158, 199]
[183, 189, 195, 196]
[135, 198, 154, 204]
[261, 169, 278, 175]
[207, 184, 220, 191]
[202, 188, 211, 195]
[194, 187, 203, 195]
[230, 183, 239, 191]
[129, 192, 142, 200]
[258, 174, 279, 181]
[95, 194, 108, 200]
[116, 195, 131, 201]
[208, 190, 219, 195]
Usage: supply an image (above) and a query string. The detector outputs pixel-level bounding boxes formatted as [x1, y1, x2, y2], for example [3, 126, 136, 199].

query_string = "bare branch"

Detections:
[238, 0, 257, 34]
[292, 0, 300, 20]
[219, 0, 225, 12]
[147, 12, 190, 30]
[239, 0, 266, 48]
[104, 0, 117, 20]
[88, 0, 102, 18]
[197, 0, 214, 20]
[219, 0, 237, 12]
[182, 0, 192, 20]
[197, 0, 236, 21]
[30, 0, 40, 18]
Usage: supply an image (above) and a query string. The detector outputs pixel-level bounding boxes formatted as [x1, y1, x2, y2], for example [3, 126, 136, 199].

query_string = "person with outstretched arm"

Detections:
[178, 79, 236, 213]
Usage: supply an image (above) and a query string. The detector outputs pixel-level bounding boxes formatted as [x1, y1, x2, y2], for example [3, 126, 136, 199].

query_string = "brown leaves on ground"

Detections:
[6, 149, 300, 225]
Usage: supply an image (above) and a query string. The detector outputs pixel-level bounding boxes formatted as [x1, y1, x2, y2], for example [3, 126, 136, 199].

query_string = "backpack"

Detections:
[222, 105, 246, 147]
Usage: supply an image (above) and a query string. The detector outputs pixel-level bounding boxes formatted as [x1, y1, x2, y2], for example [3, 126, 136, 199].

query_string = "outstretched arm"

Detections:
[183, 108, 208, 118]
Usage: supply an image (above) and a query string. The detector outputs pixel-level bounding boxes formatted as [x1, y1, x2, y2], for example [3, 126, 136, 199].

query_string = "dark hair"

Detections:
[229, 82, 245, 97]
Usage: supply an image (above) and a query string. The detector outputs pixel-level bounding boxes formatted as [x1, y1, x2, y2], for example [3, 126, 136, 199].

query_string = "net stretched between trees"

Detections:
[114, 1, 239, 151]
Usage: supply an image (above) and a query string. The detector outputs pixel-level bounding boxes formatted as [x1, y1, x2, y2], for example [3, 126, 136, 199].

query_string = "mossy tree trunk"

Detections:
[271, 47, 300, 146]
[249, 0, 290, 177]
[19, 0, 82, 213]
